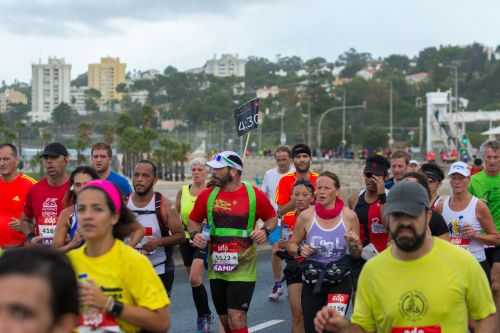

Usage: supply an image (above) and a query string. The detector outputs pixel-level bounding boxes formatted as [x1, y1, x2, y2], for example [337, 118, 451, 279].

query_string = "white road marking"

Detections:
[249, 319, 285, 332]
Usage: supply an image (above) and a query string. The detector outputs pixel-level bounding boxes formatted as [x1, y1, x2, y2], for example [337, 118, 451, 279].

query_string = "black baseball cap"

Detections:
[420, 163, 444, 182]
[384, 182, 430, 217]
[40, 142, 69, 158]
[291, 144, 311, 158]
[364, 155, 390, 176]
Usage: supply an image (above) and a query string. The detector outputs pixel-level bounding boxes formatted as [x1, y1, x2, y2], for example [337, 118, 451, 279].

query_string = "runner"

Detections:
[189, 151, 277, 333]
[262, 145, 293, 301]
[469, 140, 500, 330]
[176, 157, 214, 333]
[384, 150, 409, 190]
[275, 144, 318, 300]
[348, 155, 390, 257]
[128, 160, 184, 295]
[69, 179, 170, 332]
[0, 143, 37, 248]
[401, 172, 449, 240]
[314, 181, 496, 332]
[435, 161, 498, 275]
[0, 247, 79, 333]
[288, 171, 362, 333]
[420, 162, 445, 209]
[10, 142, 70, 245]
[53, 166, 144, 252]
[91, 142, 132, 196]
[408, 159, 419, 173]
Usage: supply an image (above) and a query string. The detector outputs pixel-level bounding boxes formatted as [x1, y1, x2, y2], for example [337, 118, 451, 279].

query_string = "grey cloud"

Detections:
[0, 0, 272, 36]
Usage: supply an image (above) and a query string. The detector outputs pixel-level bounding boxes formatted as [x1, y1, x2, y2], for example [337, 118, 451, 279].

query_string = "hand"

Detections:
[314, 305, 350, 333]
[462, 225, 478, 239]
[372, 175, 385, 195]
[192, 232, 208, 249]
[142, 239, 159, 252]
[29, 236, 44, 245]
[9, 218, 32, 235]
[79, 279, 108, 311]
[344, 231, 362, 251]
[251, 229, 267, 245]
[277, 240, 288, 250]
[301, 244, 315, 258]
[68, 232, 83, 247]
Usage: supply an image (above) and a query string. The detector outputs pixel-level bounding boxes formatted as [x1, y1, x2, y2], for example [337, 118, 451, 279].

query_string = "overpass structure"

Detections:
[426, 91, 500, 157]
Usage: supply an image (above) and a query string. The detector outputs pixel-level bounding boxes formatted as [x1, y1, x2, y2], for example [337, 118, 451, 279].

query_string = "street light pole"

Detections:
[342, 90, 347, 145]
[389, 81, 394, 148]
[317, 102, 366, 149]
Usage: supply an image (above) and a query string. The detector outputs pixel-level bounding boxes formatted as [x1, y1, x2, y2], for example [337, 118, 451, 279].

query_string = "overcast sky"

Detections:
[1, 0, 499, 83]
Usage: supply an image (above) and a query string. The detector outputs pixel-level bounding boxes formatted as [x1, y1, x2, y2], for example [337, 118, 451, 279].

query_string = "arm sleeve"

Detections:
[466, 257, 496, 320]
[188, 189, 209, 224]
[128, 255, 170, 310]
[351, 266, 376, 332]
[254, 187, 277, 221]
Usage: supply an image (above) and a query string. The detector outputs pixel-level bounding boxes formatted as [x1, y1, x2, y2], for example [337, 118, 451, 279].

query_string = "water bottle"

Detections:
[202, 223, 211, 241]
[281, 223, 290, 241]
[78, 273, 102, 328]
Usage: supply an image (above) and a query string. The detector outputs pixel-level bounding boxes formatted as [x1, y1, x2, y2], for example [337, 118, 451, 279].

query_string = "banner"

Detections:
[234, 98, 260, 137]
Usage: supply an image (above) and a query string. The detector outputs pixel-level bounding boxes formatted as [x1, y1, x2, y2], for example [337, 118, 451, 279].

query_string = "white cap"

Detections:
[206, 151, 243, 170]
[409, 159, 419, 166]
[448, 161, 470, 177]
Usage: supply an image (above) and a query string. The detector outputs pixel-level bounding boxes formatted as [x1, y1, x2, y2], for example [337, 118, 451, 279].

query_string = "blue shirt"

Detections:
[107, 170, 132, 197]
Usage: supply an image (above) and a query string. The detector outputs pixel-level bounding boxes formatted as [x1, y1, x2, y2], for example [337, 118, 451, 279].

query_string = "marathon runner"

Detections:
[176, 157, 214, 333]
[274, 144, 318, 300]
[261, 145, 294, 301]
[10, 142, 70, 245]
[314, 181, 496, 332]
[384, 150, 409, 190]
[91, 142, 132, 196]
[469, 140, 500, 330]
[420, 162, 445, 209]
[69, 179, 170, 333]
[0, 143, 36, 248]
[436, 161, 498, 276]
[276, 179, 314, 333]
[128, 160, 184, 294]
[288, 171, 361, 333]
[189, 151, 277, 333]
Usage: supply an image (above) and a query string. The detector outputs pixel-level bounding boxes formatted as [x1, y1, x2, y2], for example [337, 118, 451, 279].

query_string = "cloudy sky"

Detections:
[1, 0, 499, 83]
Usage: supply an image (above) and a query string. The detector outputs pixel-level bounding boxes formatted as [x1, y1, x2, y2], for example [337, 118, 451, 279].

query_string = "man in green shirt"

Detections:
[469, 139, 500, 330]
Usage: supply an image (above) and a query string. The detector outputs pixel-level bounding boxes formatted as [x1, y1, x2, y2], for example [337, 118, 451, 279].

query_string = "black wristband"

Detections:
[108, 300, 124, 318]
[27, 232, 35, 241]
[378, 193, 387, 204]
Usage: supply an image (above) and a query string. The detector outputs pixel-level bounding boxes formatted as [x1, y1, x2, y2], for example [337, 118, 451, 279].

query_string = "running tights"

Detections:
[192, 285, 211, 317]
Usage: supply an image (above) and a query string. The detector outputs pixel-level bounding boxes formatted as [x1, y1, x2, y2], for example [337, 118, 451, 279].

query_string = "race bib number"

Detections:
[392, 326, 441, 333]
[371, 222, 386, 234]
[327, 293, 350, 316]
[38, 224, 56, 245]
[212, 242, 239, 272]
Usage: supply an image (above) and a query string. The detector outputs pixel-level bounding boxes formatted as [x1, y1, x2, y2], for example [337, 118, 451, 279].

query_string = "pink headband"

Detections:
[83, 179, 122, 213]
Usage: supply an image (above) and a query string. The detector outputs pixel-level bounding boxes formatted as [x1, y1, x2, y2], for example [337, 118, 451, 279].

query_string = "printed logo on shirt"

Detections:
[12, 195, 20, 202]
[41, 198, 58, 224]
[399, 290, 428, 321]
[214, 198, 233, 211]
[392, 326, 441, 333]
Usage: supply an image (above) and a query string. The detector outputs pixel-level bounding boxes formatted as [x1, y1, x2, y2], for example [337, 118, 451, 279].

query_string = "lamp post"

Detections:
[389, 81, 394, 148]
[317, 101, 366, 149]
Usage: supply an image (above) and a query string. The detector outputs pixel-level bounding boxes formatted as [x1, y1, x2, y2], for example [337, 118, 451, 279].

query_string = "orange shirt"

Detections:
[0, 173, 37, 247]
[275, 171, 318, 229]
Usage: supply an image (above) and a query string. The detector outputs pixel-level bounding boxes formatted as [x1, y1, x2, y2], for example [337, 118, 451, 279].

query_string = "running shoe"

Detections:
[268, 282, 283, 301]
[196, 313, 213, 333]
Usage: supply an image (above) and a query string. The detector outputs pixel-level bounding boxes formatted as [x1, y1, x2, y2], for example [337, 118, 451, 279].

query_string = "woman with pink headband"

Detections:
[68, 179, 171, 333]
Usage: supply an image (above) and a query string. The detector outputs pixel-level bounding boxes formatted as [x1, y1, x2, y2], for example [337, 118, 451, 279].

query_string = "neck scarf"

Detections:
[315, 197, 344, 219]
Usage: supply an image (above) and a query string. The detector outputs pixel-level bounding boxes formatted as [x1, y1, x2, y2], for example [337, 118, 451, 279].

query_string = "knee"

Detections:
[491, 264, 500, 293]
[190, 274, 202, 287]
[228, 311, 246, 328]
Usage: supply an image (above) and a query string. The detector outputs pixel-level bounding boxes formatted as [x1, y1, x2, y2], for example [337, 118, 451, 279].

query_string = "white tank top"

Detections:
[127, 196, 167, 274]
[442, 196, 485, 262]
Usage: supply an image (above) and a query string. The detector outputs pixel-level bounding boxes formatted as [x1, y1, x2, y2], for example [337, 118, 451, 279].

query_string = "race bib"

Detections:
[327, 293, 350, 316]
[78, 311, 121, 332]
[38, 224, 56, 245]
[212, 242, 239, 272]
[450, 236, 471, 249]
[392, 326, 441, 333]
[371, 222, 386, 233]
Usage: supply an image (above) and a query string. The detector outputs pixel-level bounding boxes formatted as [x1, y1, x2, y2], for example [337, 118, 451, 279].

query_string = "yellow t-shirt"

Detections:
[68, 240, 170, 333]
[352, 237, 495, 333]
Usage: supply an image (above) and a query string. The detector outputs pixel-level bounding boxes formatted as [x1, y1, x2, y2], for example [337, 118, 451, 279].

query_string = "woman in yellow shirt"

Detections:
[68, 179, 170, 333]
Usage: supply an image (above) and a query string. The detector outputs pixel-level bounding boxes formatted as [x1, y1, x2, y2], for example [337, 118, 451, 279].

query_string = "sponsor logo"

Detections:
[399, 290, 428, 321]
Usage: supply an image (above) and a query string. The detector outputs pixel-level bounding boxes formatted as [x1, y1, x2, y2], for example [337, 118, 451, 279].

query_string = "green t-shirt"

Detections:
[469, 170, 500, 230]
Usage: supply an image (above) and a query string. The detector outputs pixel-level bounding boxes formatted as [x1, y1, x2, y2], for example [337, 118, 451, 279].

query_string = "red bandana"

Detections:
[315, 197, 344, 219]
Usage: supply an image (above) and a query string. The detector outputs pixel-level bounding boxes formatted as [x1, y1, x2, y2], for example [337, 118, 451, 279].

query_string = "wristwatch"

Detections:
[108, 300, 124, 318]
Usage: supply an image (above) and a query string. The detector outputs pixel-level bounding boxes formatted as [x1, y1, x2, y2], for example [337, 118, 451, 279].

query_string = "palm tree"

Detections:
[76, 122, 92, 164]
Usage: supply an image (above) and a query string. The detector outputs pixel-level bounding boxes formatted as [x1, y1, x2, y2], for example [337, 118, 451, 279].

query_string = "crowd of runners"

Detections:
[0, 139, 500, 333]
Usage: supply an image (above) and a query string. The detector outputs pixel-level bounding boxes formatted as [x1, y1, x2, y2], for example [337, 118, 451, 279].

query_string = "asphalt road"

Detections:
[168, 250, 292, 333]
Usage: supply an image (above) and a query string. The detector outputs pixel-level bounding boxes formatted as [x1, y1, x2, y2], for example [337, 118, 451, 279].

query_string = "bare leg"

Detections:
[288, 283, 305, 333]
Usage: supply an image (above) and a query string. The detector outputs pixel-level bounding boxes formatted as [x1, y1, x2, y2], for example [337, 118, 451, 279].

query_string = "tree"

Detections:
[85, 98, 99, 112]
[76, 122, 92, 163]
[116, 83, 128, 93]
[51, 102, 79, 133]
[85, 88, 102, 100]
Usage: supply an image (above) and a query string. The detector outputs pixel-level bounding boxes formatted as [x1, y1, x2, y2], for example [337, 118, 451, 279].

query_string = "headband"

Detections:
[83, 179, 122, 213]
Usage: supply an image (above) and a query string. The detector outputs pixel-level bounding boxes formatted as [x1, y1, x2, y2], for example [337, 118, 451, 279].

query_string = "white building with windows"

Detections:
[31, 57, 71, 122]
[128, 90, 149, 105]
[204, 54, 246, 77]
[70, 86, 88, 115]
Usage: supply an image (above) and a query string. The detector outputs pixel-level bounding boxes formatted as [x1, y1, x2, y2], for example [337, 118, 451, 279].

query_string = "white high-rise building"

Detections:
[204, 54, 246, 77]
[31, 57, 72, 122]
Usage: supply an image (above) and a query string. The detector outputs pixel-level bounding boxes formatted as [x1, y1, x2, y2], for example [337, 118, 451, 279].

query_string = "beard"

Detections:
[295, 162, 310, 173]
[134, 182, 155, 196]
[209, 172, 233, 187]
[390, 224, 427, 252]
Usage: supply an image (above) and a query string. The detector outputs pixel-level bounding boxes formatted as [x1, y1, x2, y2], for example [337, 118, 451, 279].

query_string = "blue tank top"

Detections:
[306, 210, 347, 264]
